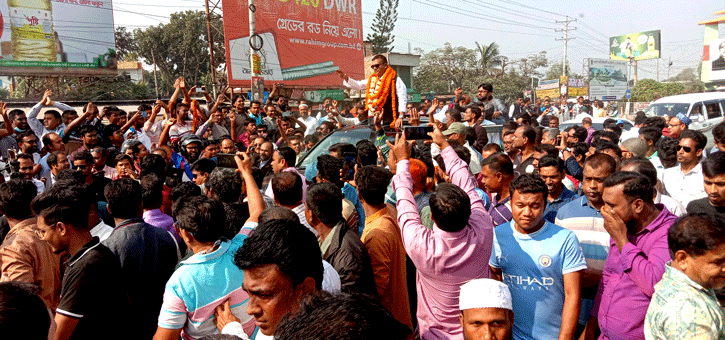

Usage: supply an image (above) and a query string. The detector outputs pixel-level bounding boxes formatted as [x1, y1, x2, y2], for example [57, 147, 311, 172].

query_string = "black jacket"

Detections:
[323, 220, 378, 297]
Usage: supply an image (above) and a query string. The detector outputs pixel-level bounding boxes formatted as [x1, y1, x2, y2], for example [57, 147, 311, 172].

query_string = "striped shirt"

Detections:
[158, 233, 255, 340]
[489, 195, 512, 227]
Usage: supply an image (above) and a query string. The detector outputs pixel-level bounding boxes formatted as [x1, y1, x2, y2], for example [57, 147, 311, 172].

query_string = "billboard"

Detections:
[222, 0, 364, 88]
[568, 78, 588, 97]
[0, 0, 117, 76]
[535, 79, 559, 100]
[588, 59, 627, 100]
[707, 38, 725, 81]
[609, 30, 661, 61]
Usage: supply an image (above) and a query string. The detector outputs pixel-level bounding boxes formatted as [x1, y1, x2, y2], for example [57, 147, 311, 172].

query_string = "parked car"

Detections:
[559, 117, 635, 133]
[644, 92, 725, 148]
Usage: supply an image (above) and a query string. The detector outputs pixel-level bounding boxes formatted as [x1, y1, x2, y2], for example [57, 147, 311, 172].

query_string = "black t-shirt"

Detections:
[686, 198, 725, 220]
[56, 237, 130, 340]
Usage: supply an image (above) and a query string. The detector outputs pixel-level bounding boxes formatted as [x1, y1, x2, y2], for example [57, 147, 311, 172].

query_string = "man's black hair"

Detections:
[140, 174, 164, 210]
[468, 106, 482, 120]
[47, 151, 66, 167]
[643, 116, 667, 130]
[602, 171, 653, 203]
[571, 125, 588, 143]
[235, 218, 323, 290]
[655, 137, 679, 168]
[703, 152, 725, 178]
[502, 121, 519, 132]
[320, 121, 336, 132]
[621, 157, 658, 187]
[8, 109, 25, 121]
[679, 129, 707, 151]
[538, 155, 565, 172]
[78, 125, 97, 137]
[305, 182, 343, 225]
[274, 292, 411, 340]
[593, 140, 622, 160]
[206, 168, 242, 204]
[356, 140, 378, 166]
[509, 173, 548, 200]
[329, 143, 356, 157]
[303, 134, 319, 145]
[570, 142, 589, 159]
[258, 206, 300, 226]
[276, 147, 297, 168]
[0, 282, 51, 340]
[316, 155, 344, 189]
[272, 172, 303, 206]
[172, 195, 226, 243]
[169, 182, 202, 203]
[140, 154, 167, 177]
[604, 123, 622, 138]
[519, 125, 536, 145]
[0, 179, 37, 220]
[103, 124, 121, 139]
[583, 153, 617, 175]
[104, 179, 142, 219]
[429, 183, 470, 233]
[41, 133, 57, 150]
[669, 213, 725, 258]
[593, 130, 619, 144]
[55, 169, 84, 184]
[481, 152, 514, 176]
[114, 154, 133, 166]
[191, 158, 217, 174]
[482, 143, 502, 153]
[638, 126, 662, 145]
[72, 150, 93, 165]
[714, 122, 725, 145]
[478, 83, 493, 92]
[31, 183, 94, 229]
[634, 111, 647, 125]
[354, 166, 393, 206]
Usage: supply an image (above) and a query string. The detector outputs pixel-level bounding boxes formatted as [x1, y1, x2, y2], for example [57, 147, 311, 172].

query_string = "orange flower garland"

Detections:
[365, 66, 398, 127]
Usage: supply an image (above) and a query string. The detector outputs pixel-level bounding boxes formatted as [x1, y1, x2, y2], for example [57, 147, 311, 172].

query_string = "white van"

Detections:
[644, 92, 725, 148]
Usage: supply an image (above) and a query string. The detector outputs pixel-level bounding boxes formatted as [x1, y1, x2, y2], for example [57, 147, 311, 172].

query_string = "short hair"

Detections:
[509, 173, 548, 202]
[468, 106, 482, 120]
[320, 121, 335, 132]
[169, 182, 202, 203]
[538, 155, 565, 172]
[8, 109, 25, 121]
[206, 168, 242, 204]
[583, 152, 617, 175]
[114, 154, 133, 167]
[272, 172, 303, 206]
[72, 150, 93, 165]
[0, 282, 51, 340]
[274, 292, 411, 340]
[447, 141, 471, 165]
[258, 206, 300, 226]
[78, 125, 97, 137]
[602, 171, 653, 203]
[47, 151, 66, 167]
[478, 83, 493, 92]
[276, 147, 297, 168]
[593, 130, 619, 144]
[17, 130, 37, 143]
[31, 183, 94, 230]
[304, 134, 319, 145]
[482, 143, 502, 153]
[634, 111, 647, 125]
[571, 125, 588, 143]
[520, 125, 536, 145]
[316, 155, 344, 189]
[356, 140, 378, 167]
[103, 124, 121, 139]
[305, 182, 343, 225]
[172, 195, 226, 243]
[447, 109, 462, 122]
[355, 166, 393, 206]
[104, 179, 142, 219]
[16, 153, 32, 163]
[430, 183, 471, 232]
[235, 219, 323, 290]
[703, 152, 725, 178]
[140, 154, 166, 177]
[55, 169, 84, 184]
[714, 122, 725, 145]
[679, 130, 707, 151]
[621, 157, 658, 187]
[638, 126, 662, 145]
[481, 153, 514, 176]
[582, 117, 593, 125]
[644, 116, 667, 130]
[656, 137, 679, 167]
[41, 133, 58, 149]
[372, 54, 388, 64]
[593, 140, 622, 159]
[140, 174, 164, 210]
[669, 213, 725, 258]
[0, 179, 37, 219]
[191, 158, 217, 174]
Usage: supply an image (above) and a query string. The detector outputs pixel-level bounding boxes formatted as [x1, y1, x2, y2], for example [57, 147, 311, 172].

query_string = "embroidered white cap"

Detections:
[459, 279, 512, 311]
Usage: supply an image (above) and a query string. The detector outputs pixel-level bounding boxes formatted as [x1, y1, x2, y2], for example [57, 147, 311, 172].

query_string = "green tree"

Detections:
[133, 10, 225, 96]
[545, 61, 579, 80]
[115, 27, 137, 62]
[665, 67, 705, 94]
[474, 41, 504, 77]
[11, 75, 152, 101]
[367, 0, 399, 54]
[412, 44, 479, 93]
[630, 79, 686, 102]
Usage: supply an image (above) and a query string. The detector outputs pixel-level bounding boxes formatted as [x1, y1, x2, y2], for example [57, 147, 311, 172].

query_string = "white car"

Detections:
[644, 92, 725, 148]
[559, 117, 635, 133]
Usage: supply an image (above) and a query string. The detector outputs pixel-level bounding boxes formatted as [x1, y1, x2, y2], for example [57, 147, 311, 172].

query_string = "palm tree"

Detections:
[475, 41, 504, 77]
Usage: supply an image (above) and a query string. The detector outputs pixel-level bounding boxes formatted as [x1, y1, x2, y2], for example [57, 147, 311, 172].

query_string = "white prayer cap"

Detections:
[299, 103, 309, 109]
[459, 279, 512, 311]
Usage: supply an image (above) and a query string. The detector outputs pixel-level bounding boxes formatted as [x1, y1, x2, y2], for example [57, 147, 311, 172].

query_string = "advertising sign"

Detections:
[568, 78, 588, 97]
[609, 30, 661, 61]
[535, 79, 559, 100]
[589, 59, 628, 100]
[707, 38, 725, 81]
[0, 0, 117, 75]
[222, 0, 364, 88]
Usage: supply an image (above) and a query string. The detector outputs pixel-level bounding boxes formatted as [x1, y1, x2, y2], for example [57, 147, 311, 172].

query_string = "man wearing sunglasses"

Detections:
[71, 150, 111, 203]
[336, 54, 407, 127]
[662, 130, 708, 208]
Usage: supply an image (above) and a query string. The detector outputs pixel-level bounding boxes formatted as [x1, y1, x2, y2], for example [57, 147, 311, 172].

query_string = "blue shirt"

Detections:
[490, 221, 587, 340]
[342, 182, 365, 235]
[489, 195, 512, 227]
[543, 187, 579, 223]
[171, 151, 194, 180]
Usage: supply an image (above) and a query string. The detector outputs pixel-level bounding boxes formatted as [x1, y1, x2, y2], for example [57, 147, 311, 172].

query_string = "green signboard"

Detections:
[609, 30, 661, 61]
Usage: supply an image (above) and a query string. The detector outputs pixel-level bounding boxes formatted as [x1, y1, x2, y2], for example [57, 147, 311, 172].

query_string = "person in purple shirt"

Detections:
[583, 171, 677, 340]
[583, 117, 596, 144]
[480, 153, 514, 227]
[140, 174, 182, 245]
[390, 125, 494, 340]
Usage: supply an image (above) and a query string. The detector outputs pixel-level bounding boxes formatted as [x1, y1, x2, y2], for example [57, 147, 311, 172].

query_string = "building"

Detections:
[118, 61, 145, 83]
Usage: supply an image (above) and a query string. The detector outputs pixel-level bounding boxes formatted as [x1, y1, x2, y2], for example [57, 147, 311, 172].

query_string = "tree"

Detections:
[664, 67, 705, 94]
[412, 43, 479, 94]
[475, 42, 504, 77]
[630, 79, 685, 102]
[367, 0, 399, 54]
[545, 61, 579, 80]
[115, 27, 137, 62]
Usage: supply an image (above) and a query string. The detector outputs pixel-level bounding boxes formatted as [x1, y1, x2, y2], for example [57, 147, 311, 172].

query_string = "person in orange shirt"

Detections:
[355, 165, 413, 333]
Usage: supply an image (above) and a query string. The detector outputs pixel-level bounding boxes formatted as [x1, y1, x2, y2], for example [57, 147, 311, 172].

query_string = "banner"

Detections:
[589, 59, 628, 100]
[568, 78, 588, 97]
[535, 79, 559, 100]
[0, 0, 117, 75]
[222, 0, 364, 88]
[707, 38, 725, 81]
[609, 30, 661, 61]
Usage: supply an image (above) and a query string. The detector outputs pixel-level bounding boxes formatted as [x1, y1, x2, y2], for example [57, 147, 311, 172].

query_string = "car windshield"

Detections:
[297, 127, 373, 169]
[645, 103, 691, 117]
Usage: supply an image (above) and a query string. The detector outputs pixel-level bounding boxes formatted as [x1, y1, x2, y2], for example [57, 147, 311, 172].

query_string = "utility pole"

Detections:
[204, 0, 218, 96]
[556, 16, 576, 77]
[249, 0, 260, 101]
[668, 57, 672, 80]
[152, 53, 159, 98]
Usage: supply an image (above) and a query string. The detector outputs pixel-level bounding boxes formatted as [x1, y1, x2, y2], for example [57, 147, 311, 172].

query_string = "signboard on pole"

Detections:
[609, 30, 661, 61]
[0, 0, 117, 76]
[535, 79, 560, 99]
[567, 78, 588, 97]
[588, 59, 628, 100]
[222, 0, 364, 88]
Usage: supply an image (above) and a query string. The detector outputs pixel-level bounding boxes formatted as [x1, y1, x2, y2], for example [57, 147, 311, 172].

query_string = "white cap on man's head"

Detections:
[459, 279, 512, 311]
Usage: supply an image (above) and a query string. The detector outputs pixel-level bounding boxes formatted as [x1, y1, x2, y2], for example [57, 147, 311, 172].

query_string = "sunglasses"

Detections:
[370, 63, 384, 69]
[676, 145, 692, 153]
[73, 164, 87, 170]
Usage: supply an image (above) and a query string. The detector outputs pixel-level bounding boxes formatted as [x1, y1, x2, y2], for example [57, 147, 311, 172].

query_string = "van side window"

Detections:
[691, 102, 702, 116]
[705, 101, 722, 120]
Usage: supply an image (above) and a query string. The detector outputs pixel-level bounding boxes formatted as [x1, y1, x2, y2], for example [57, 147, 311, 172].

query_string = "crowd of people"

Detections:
[1, 59, 725, 340]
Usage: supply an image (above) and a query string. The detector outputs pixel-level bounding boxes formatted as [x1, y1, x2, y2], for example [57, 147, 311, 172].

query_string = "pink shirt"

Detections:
[393, 146, 494, 340]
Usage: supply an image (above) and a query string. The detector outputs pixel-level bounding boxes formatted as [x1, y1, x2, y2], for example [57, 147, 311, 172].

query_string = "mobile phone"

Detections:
[343, 152, 357, 180]
[556, 136, 562, 145]
[195, 87, 204, 93]
[7, 149, 16, 161]
[404, 126, 433, 140]
[216, 153, 237, 168]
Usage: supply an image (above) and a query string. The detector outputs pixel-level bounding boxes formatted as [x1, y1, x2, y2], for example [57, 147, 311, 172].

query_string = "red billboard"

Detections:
[222, 0, 364, 88]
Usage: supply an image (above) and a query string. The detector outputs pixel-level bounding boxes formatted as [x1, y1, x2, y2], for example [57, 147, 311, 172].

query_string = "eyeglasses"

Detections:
[676, 145, 693, 153]
[370, 63, 384, 69]
[73, 164, 87, 170]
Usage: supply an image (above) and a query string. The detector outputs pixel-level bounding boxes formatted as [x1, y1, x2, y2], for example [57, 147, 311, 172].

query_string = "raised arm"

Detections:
[336, 70, 366, 91]
[229, 111, 238, 142]
[158, 118, 176, 147]
[27, 89, 51, 135]
[144, 102, 163, 133]
[0, 102, 12, 137]
[120, 112, 139, 133]
[236, 152, 263, 223]
[434, 123, 484, 213]
[168, 78, 182, 108]
[179, 78, 191, 104]
[63, 102, 95, 138]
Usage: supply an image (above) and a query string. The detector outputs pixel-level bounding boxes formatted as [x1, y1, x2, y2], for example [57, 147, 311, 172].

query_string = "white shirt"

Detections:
[124, 127, 152, 150]
[343, 75, 407, 114]
[662, 162, 707, 208]
[291, 204, 318, 237]
[655, 191, 686, 217]
[433, 106, 448, 124]
[90, 221, 114, 241]
[27, 101, 71, 147]
[300, 115, 318, 136]
[144, 120, 164, 145]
